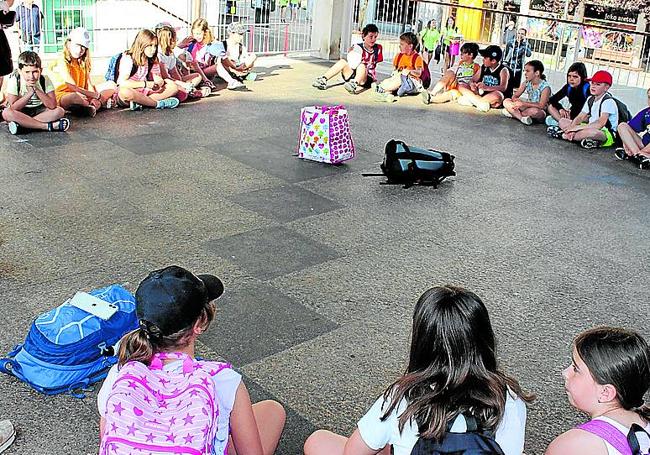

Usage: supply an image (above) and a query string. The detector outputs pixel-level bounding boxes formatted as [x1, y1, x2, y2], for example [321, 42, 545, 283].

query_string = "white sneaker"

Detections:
[476, 100, 491, 112]
[227, 81, 246, 91]
[0, 420, 15, 454]
[501, 108, 513, 118]
[520, 116, 533, 125]
[457, 96, 473, 107]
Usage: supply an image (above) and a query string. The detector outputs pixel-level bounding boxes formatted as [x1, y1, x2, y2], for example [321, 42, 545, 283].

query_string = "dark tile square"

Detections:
[201, 282, 337, 365]
[204, 226, 340, 279]
[109, 132, 192, 155]
[241, 375, 318, 455]
[208, 139, 351, 183]
[228, 185, 343, 222]
[10, 128, 99, 148]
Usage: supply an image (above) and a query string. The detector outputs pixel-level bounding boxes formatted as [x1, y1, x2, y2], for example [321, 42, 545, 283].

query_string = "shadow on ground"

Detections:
[0, 56, 648, 455]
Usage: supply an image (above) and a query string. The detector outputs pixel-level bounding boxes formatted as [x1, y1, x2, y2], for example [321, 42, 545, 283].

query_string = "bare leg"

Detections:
[548, 104, 562, 122]
[216, 59, 238, 85]
[323, 59, 351, 80]
[521, 107, 546, 121]
[483, 91, 505, 108]
[617, 122, 644, 156]
[202, 64, 218, 79]
[118, 87, 158, 108]
[303, 430, 391, 455]
[353, 64, 368, 85]
[2, 106, 65, 130]
[227, 400, 286, 455]
[430, 90, 457, 103]
[379, 73, 402, 92]
[558, 118, 573, 131]
[181, 73, 203, 87]
[570, 128, 607, 143]
[502, 98, 523, 120]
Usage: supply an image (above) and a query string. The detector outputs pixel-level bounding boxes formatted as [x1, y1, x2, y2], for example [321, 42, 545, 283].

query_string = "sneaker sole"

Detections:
[421, 91, 431, 105]
[8, 122, 19, 135]
[0, 430, 16, 452]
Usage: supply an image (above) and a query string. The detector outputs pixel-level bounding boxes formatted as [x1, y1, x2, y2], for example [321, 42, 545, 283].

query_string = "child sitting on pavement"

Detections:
[502, 59, 550, 125]
[545, 62, 589, 128]
[457, 44, 511, 112]
[421, 42, 479, 105]
[2, 50, 70, 134]
[547, 70, 619, 149]
[312, 24, 382, 94]
[208, 22, 257, 91]
[50, 27, 117, 117]
[615, 87, 650, 169]
[177, 18, 217, 91]
[373, 31, 423, 103]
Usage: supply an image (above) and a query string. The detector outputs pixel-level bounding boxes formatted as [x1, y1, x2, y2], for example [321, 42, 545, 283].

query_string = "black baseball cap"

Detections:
[479, 45, 503, 61]
[135, 265, 224, 336]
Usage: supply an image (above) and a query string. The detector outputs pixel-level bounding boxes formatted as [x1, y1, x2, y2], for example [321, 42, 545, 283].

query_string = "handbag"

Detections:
[298, 105, 355, 164]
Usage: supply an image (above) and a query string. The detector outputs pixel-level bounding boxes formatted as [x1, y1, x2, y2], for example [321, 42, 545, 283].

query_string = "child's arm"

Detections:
[6, 88, 32, 111]
[564, 112, 589, 131]
[229, 383, 264, 455]
[33, 84, 57, 110]
[342, 429, 383, 455]
[177, 37, 193, 49]
[519, 86, 551, 109]
[478, 67, 509, 93]
[549, 85, 569, 117]
[511, 83, 525, 101]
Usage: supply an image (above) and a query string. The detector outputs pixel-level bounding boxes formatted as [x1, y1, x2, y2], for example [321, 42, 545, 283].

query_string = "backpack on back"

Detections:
[14, 71, 46, 92]
[364, 139, 455, 188]
[0, 285, 138, 396]
[587, 92, 632, 130]
[104, 52, 154, 83]
[410, 415, 505, 455]
[578, 419, 650, 455]
[100, 352, 231, 455]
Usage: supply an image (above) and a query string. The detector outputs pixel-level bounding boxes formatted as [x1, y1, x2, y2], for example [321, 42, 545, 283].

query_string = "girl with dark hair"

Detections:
[97, 265, 285, 455]
[546, 327, 650, 455]
[422, 42, 480, 105]
[502, 59, 551, 125]
[546, 62, 590, 128]
[304, 285, 533, 455]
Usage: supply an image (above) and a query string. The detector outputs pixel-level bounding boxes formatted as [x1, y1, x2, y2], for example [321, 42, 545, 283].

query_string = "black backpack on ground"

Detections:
[410, 415, 505, 455]
[364, 140, 455, 188]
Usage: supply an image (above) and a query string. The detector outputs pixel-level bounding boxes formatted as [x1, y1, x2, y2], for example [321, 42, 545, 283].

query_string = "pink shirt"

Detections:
[117, 54, 161, 82]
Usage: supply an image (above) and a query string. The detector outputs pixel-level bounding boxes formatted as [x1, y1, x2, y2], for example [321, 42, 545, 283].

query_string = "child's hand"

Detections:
[401, 68, 410, 76]
[559, 108, 570, 119]
[476, 82, 486, 90]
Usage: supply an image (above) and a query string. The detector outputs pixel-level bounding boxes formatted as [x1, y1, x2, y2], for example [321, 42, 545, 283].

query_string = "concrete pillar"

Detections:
[311, 0, 346, 59]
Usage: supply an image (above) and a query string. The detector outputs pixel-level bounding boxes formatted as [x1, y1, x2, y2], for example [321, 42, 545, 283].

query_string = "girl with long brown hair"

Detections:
[305, 285, 533, 455]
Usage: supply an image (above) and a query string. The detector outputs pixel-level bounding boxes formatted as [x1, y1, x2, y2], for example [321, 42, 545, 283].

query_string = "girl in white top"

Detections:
[304, 285, 534, 455]
[546, 327, 650, 455]
[97, 265, 286, 455]
[502, 59, 551, 126]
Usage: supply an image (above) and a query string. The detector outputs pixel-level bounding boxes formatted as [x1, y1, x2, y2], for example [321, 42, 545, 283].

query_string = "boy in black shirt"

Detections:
[457, 45, 510, 112]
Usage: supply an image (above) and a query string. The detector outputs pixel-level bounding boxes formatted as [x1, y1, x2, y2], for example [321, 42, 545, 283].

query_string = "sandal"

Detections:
[47, 118, 71, 132]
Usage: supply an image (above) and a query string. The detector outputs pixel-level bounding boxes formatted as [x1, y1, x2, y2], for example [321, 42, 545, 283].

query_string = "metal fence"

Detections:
[6, 0, 315, 62]
[351, 0, 650, 89]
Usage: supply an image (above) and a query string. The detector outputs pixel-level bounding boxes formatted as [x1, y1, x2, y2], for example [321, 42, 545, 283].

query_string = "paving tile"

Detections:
[204, 226, 341, 280]
[201, 282, 337, 366]
[109, 132, 198, 155]
[228, 185, 343, 223]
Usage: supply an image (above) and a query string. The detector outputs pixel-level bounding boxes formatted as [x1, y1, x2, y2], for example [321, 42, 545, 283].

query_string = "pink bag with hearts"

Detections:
[298, 105, 355, 164]
[99, 352, 231, 455]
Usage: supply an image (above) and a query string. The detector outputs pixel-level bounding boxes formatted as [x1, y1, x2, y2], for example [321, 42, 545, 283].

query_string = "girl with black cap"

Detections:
[97, 265, 285, 455]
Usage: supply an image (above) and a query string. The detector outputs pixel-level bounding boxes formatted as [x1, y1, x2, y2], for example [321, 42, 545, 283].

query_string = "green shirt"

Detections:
[441, 26, 460, 45]
[420, 28, 441, 50]
[6, 72, 54, 108]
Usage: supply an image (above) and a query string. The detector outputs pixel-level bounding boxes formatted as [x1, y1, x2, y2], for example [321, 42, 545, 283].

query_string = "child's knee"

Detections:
[53, 106, 65, 118]
[118, 87, 134, 101]
[617, 122, 631, 134]
[262, 399, 286, 424]
[1, 107, 14, 121]
[304, 429, 333, 454]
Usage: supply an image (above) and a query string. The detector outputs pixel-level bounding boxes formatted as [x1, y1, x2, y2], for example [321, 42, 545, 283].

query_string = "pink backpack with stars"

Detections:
[100, 352, 231, 455]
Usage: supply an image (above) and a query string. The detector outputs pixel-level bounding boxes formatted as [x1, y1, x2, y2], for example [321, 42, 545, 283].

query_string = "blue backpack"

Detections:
[0, 285, 138, 397]
[410, 415, 505, 455]
[104, 52, 154, 82]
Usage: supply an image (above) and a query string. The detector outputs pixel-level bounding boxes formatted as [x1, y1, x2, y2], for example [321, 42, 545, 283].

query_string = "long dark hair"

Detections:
[525, 59, 546, 80]
[381, 286, 534, 441]
[117, 302, 215, 367]
[575, 327, 650, 421]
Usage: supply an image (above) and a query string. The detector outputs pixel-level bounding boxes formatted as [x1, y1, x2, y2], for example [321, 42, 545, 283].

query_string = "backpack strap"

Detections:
[627, 423, 650, 455]
[577, 420, 632, 455]
[411, 53, 418, 70]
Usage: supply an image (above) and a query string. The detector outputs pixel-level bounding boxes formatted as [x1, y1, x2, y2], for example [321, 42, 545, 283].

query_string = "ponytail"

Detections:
[637, 404, 650, 421]
[118, 301, 217, 368]
[118, 326, 155, 367]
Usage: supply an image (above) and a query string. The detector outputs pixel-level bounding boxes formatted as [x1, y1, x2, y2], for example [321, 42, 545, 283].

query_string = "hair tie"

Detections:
[138, 319, 163, 342]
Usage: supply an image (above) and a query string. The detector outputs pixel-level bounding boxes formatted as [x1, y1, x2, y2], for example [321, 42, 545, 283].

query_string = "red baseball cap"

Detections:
[588, 70, 613, 85]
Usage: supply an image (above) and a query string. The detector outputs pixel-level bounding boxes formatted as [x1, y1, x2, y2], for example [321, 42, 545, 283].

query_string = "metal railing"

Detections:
[351, 0, 650, 89]
[5, 0, 315, 64]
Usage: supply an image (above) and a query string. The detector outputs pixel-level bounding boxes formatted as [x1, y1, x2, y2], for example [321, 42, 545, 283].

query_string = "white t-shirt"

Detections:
[593, 417, 650, 455]
[582, 94, 619, 128]
[157, 52, 176, 73]
[98, 360, 242, 455]
[357, 389, 527, 455]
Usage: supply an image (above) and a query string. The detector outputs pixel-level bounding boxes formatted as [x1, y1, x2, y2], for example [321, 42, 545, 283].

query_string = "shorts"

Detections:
[342, 70, 374, 88]
[600, 127, 615, 148]
[23, 105, 47, 117]
[289, 2, 299, 8]
[397, 74, 422, 97]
